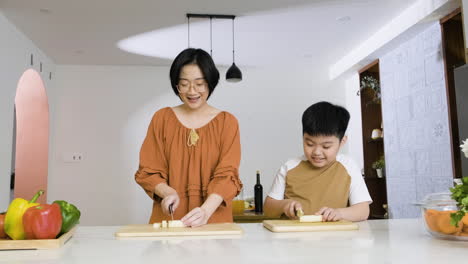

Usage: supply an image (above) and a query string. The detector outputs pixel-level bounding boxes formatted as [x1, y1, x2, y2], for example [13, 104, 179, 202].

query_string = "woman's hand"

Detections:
[181, 207, 209, 227]
[161, 193, 180, 216]
[283, 199, 303, 219]
[155, 183, 180, 215]
[180, 193, 222, 227]
[315, 207, 343, 221]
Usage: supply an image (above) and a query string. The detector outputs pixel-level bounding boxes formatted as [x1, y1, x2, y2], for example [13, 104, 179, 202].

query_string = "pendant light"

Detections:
[226, 17, 242, 82]
[186, 13, 242, 83]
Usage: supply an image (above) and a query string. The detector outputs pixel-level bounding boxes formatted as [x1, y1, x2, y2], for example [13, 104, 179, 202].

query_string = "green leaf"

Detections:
[462, 197, 468, 207]
[462, 177, 468, 185]
[450, 211, 464, 227]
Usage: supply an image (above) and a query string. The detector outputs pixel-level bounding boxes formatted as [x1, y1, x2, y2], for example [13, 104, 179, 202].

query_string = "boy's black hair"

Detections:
[302, 101, 350, 140]
[169, 48, 219, 99]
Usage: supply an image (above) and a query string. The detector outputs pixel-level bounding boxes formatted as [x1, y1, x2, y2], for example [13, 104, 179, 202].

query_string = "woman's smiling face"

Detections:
[177, 64, 209, 110]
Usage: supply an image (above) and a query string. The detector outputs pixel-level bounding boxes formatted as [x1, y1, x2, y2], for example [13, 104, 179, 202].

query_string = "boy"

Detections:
[264, 101, 372, 222]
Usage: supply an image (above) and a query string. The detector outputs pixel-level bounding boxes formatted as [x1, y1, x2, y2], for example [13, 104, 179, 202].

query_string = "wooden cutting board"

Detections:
[115, 223, 243, 237]
[263, 220, 359, 233]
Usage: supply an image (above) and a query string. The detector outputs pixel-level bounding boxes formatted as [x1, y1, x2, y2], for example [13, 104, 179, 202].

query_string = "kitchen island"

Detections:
[1, 219, 467, 263]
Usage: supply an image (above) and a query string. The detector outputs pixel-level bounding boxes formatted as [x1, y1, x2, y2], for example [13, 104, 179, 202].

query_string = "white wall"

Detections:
[49, 64, 347, 225]
[0, 11, 55, 211]
[344, 73, 364, 170]
[330, 0, 459, 79]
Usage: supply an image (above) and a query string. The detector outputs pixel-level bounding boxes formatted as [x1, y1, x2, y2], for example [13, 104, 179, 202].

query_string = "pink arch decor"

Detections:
[14, 69, 49, 204]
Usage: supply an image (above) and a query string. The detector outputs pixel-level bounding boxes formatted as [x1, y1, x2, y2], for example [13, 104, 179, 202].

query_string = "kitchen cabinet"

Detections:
[359, 60, 388, 219]
[441, 9, 466, 178]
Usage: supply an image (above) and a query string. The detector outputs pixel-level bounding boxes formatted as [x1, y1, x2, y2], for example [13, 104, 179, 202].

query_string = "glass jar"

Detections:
[232, 189, 245, 215]
[420, 192, 468, 241]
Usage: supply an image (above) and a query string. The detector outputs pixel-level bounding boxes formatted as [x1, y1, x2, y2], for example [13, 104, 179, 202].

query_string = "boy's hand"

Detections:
[283, 200, 303, 219]
[315, 207, 343, 221]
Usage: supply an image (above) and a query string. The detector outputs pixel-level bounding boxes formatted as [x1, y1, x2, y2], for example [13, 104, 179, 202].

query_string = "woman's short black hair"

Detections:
[169, 48, 219, 98]
[302, 101, 350, 140]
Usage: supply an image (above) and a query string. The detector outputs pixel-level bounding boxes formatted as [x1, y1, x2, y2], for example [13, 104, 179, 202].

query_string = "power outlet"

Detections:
[63, 152, 84, 163]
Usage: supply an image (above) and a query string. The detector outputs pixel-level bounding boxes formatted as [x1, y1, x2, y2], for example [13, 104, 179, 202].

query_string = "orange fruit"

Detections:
[436, 211, 462, 234]
[462, 224, 468, 233]
[462, 214, 468, 226]
[424, 209, 441, 232]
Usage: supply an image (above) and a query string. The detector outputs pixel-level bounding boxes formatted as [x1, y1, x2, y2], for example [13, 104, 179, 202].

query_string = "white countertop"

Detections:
[1, 219, 468, 263]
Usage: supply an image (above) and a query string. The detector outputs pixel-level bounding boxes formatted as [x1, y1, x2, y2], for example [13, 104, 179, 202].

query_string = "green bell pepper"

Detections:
[52, 200, 81, 235]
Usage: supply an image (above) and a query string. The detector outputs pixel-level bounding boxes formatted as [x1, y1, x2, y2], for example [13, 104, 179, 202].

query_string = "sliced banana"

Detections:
[153, 220, 186, 229]
[168, 220, 185, 228]
[296, 208, 304, 218]
[299, 214, 323, 223]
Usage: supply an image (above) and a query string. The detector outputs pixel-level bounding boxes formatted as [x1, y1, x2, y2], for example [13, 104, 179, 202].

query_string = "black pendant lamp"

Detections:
[187, 14, 242, 83]
[226, 17, 242, 82]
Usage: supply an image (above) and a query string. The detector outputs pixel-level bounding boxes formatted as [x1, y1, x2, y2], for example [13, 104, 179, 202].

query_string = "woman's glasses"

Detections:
[177, 79, 207, 93]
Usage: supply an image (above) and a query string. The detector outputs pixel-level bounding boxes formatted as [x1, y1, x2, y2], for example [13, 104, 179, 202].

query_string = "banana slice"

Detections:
[296, 208, 304, 218]
[168, 220, 185, 228]
[299, 214, 323, 222]
[153, 220, 186, 229]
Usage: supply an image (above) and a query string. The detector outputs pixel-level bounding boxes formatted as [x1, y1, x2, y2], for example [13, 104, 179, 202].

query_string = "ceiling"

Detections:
[0, 0, 418, 68]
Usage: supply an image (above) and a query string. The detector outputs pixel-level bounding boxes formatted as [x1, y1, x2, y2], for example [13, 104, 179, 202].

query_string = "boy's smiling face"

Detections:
[303, 133, 347, 168]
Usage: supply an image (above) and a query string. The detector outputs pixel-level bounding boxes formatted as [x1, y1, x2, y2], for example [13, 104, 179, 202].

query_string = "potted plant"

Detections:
[372, 156, 385, 178]
[360, 75, 381, 103]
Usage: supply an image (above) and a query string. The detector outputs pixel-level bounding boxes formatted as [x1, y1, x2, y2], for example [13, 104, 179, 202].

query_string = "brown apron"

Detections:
[284, 160, 350, 215]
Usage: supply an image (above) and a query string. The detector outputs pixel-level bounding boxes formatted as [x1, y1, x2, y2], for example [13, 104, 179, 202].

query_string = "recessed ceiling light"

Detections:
[39, 8, 51, 14]
[336, 16, 351, 23]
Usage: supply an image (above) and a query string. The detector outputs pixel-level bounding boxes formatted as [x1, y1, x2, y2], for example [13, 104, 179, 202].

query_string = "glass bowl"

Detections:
[420, 192, 468, 241]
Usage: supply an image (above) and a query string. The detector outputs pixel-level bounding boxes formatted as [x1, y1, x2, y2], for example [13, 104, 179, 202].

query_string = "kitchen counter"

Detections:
[1, 218, 468, 263]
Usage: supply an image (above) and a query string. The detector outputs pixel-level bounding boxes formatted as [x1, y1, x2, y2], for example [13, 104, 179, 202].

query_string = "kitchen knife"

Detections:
[169, 204, 174, 221]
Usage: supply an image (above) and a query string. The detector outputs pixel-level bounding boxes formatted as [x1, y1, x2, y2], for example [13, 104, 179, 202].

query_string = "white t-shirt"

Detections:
[268, 154, 372, 206]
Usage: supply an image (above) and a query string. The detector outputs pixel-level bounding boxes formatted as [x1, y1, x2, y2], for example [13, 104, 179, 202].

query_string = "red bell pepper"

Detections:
[23, 203, 62, 239]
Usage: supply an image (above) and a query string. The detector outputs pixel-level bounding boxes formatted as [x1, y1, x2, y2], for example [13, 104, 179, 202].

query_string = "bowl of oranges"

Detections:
[421, 192, 468, 241]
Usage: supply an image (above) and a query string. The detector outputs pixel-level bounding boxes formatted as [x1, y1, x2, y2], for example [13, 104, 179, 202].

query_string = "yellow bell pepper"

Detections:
[4, 190, 44, 240]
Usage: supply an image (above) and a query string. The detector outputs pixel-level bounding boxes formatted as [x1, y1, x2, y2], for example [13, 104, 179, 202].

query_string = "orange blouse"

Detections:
[135, 107, 242, 223]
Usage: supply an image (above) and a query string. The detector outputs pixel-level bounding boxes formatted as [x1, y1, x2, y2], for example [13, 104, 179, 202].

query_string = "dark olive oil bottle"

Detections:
[254, 170, 263, 213]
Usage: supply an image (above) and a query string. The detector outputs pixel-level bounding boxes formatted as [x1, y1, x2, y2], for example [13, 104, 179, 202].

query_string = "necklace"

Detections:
[187, 128, 199, 147]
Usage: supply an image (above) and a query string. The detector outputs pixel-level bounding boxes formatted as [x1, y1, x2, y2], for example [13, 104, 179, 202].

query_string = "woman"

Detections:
[135, 48, 242, 227]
